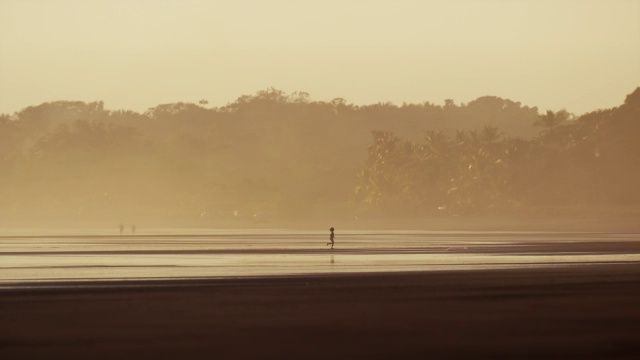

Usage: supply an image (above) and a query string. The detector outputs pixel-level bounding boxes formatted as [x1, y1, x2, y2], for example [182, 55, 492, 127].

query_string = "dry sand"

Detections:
[2, 264, 640, 359]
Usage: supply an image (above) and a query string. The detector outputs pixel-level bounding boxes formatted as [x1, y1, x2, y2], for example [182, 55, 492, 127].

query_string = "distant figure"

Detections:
[119, 224, 124, 235]
[326, 227, 335, 249]
[131, 224, 136, 235]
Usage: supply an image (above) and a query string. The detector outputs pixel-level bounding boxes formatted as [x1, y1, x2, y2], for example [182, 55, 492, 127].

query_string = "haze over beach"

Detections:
[1, 1, 640, 359]
[1, 0, 639, 115]
[2, 0, 639, 229]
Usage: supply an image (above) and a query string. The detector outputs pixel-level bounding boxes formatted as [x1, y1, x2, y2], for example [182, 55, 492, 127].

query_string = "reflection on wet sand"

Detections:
[1, 230, 639, 286]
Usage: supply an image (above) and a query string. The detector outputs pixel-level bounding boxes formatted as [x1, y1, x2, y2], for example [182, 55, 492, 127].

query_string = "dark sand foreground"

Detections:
[2, 265, 640, 359]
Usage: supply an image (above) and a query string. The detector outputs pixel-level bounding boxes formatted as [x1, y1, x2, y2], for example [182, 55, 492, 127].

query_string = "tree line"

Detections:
[0, 87, 638, 224]
[354, 89, 640, 216]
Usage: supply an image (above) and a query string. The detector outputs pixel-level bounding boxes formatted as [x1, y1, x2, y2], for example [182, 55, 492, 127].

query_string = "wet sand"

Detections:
[2, 264, 640, 359]
[3, 231, 640, 283]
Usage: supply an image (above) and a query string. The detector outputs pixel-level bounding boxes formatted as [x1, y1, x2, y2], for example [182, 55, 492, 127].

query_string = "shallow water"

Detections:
[1, 229, 639, 285]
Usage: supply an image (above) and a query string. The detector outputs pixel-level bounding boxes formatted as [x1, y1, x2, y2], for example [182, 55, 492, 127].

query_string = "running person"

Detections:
[326, 227, 335, 249]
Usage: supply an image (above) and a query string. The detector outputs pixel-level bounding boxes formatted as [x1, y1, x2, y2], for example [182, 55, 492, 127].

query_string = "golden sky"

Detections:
[1, 0, 638, 114]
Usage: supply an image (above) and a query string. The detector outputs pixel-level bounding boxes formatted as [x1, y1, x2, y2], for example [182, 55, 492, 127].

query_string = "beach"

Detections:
[2, 266, 640, 359]
[1, 230, 640, 359]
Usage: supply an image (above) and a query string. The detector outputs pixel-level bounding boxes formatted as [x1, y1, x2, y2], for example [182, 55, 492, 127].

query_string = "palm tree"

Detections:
[534, 110, 571, 134]
[423, 130, 449, 158]
[481, 125, 501, 145]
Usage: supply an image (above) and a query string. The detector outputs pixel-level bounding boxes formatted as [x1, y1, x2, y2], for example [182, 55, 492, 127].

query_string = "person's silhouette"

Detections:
[326, 227, 335, 249]
[119, 224, 124, 235]
[131, 224, 136, 234]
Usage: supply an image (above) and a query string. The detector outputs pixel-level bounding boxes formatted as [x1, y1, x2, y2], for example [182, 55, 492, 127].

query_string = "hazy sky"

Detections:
[1, 0, 638, 115]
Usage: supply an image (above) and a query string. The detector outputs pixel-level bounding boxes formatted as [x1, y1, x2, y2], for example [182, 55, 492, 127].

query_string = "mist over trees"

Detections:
[0, 88, 638, 225]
